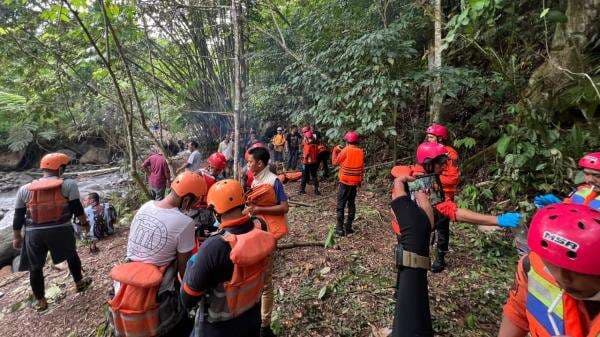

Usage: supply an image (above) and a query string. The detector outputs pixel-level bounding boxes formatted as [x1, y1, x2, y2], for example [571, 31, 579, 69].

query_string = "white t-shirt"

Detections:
[187, 150, 202, 172]
[126, 201, 195, 266]
[218, 141, 233, 160]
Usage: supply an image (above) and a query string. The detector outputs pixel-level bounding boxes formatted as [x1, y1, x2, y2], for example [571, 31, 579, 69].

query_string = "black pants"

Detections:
[195, 303, 260, 337]
[300, 163, 319, 192]
[434, 216, 450, 253]
[392, 268, 433, 337]
[21, 226, 83, 299]
[317, 152, 330, 177]
[336, 183, 357, 228]
[287, 149, 299, 170]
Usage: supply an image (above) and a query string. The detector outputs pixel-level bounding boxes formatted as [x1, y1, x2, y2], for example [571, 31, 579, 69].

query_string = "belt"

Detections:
[395, 244, 430, 269]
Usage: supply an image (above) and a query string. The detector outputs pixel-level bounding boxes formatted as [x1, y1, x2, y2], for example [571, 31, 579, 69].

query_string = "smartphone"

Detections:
[406, 174, 445, 205]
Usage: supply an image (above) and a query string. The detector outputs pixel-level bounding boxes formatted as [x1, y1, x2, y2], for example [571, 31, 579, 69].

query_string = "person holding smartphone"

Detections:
[390, 142, 522, 272]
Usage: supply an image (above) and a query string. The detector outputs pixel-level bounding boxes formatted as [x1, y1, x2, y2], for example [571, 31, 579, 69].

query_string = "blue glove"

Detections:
[497, 212, 522, 228]
[533, 194, 561, 208]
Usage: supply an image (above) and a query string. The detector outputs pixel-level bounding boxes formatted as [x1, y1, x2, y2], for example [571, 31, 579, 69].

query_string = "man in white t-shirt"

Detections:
[178, 140, 202, 174]
[126, 171, 208, 277]
[218, 135, 233, 177]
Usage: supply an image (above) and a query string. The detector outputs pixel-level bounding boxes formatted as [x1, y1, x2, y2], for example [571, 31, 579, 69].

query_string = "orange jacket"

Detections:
[246, 184, 289, 240]
[302, 141, 319, 164]
[503, 252, 600, 337]
[332, 145, 365, 186]
[440, 145, 460, 201]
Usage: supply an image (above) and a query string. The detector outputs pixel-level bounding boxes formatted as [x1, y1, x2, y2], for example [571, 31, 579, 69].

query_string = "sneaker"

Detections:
[75, 276, 92, 292]
[260, 326, 277, 337]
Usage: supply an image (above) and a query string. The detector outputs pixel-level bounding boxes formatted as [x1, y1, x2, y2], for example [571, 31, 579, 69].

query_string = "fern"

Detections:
[6, 126, 34, 152]
[0, 91, 26, 114]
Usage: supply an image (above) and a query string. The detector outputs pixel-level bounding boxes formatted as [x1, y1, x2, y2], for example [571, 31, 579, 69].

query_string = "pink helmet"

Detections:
[528, 203, 600, 276]
[426, 123, 448, 140]
[578, 152, 600, 171]
[207, 152, 227, 170]
[304, 131, 314, 139]
[416, 142, 448, 165]
[343, 131, 359, 143]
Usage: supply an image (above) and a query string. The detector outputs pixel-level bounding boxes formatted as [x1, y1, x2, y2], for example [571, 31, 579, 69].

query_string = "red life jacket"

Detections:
[204, 227, 276, 322]
[26, 178, 71, 227]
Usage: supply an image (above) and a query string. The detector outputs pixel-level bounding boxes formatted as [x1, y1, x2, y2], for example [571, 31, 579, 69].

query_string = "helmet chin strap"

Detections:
[570, 290, 600, 302]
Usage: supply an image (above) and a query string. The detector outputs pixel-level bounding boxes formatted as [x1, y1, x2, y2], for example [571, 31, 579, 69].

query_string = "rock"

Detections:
[0, 151, 26, 170]
[79, 147, 111, 164]
[0, 227, 19, 269]
[56, 149, 77, 161]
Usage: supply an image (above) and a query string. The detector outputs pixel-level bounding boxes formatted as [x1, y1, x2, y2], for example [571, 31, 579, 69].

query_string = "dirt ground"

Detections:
[0, 178, 517, 337]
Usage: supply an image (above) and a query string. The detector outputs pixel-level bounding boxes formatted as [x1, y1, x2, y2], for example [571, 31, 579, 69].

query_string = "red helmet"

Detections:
[416, 142, 447, 165]
[578, 152, 600, 171]
[528, 203, 600, 276]
[426, 123, 448, 140]
[343, 131, 359, 143]
[304, 131, 314, 139]
[207, 152, 227, 170]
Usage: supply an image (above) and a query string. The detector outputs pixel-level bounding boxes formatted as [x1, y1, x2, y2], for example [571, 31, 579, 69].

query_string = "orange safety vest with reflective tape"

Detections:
[333, 145, 365, 186]
[563, 185, 600, 210]
[205, 228, 276, 322]
[26, 178, 71, 227]
[525, 252, 600, 337]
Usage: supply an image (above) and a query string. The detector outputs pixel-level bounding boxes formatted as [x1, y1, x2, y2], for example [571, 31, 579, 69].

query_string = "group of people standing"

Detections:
[9, 121, 600, 337]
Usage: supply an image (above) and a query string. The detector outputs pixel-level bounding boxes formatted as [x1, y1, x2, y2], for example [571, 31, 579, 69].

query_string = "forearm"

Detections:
[255, 202, 289, 215]
[455, 208, 498, 226]
[12, 208, 26, 231]
[498, 315, 528, 337]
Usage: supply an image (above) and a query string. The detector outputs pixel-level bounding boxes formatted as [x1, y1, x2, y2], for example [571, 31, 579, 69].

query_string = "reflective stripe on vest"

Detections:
[566, 187, 600, 210]
[527, 264, 565, 335]
[339, 146, 364, 185]
[26, 178, 71, 227]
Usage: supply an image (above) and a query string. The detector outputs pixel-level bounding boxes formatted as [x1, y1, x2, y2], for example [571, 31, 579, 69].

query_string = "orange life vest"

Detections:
[302, 142, 318, 164]
[523, 252, 600, 337]
[108, 262, 168, 337]
[204, 228, 275, 322]
[335, 145, 364, 186]
[277, 171, 303, 184]
[26, 178, 71, 227]
[246, 184, 289, 240]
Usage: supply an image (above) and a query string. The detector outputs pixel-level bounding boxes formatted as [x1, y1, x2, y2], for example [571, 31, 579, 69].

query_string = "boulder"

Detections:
[0, 227, 19, 269]
[56, 149, 77, 161]
[79, 147, 111, 164]
[0, 150, 25, 170]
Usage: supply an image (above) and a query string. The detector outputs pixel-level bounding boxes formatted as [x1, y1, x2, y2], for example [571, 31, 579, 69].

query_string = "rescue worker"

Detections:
[285, 125, 302, 170]
[391, 142, 522, 272]
[204, 152, 228, 180]
[534, 151, 600, 210]
[243, 142, 267, 191]
[331, 131, 365, 236]
[499, 203, 600, 337]
[12, 153, 92, 311]
[181, 179, 276, 337]
[126, 171, 207, 279]
[390, 174, 435, 337]
[424, 123, 460, 272]
[244, 146, 289, 337]
[300, 130, 320, 195]
[271, 126, 286, 171]
[317, 138, 331, 179]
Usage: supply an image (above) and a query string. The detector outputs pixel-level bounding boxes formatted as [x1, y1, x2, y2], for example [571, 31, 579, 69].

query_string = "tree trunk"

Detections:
[232, 0, 243, 179]
[428, 0, 443, 123]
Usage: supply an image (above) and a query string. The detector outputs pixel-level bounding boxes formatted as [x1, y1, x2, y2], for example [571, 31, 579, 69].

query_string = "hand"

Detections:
[12, 233, 22, 250]
[533, 194, 561, 208]
[242, 205, 257, 215]
[497, 212, 522, 228]
[391, 176, 415, 199]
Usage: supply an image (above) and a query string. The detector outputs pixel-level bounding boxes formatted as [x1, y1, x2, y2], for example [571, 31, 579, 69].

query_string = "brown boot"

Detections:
[34, 298, 48, 312]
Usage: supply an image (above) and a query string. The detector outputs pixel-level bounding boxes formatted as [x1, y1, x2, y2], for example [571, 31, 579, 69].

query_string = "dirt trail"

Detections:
[0, 179, 516, 337]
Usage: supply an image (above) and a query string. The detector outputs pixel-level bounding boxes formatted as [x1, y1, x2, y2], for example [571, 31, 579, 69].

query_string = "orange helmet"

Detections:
[170, 171, 208, 201]
[40, 153, 71, 170]
[206, 179, 245, 214]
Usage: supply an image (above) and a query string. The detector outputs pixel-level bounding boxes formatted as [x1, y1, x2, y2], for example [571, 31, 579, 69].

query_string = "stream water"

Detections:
[0, 169, 129, 229]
